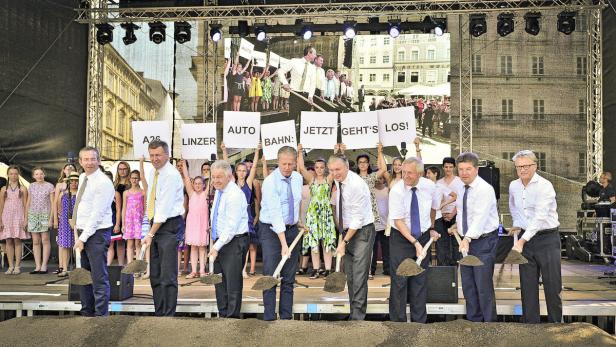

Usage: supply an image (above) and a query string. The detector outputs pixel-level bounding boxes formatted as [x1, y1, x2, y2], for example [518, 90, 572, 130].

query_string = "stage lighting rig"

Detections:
[299, 23, 313, 40]
[121, 23, 139, 45]
[210, 24, 222, 42]
[174, 21, 191, 43]
[524, 12, 541, 36]
[149, 22, 166, 44]
[96, 23, 114, 45]
[255, 26, 267, 41]
[343, 21, 357, 39]
[497, 13, 515, 37]
[388, 21, 401, 38]
[469, 14, 487, 37]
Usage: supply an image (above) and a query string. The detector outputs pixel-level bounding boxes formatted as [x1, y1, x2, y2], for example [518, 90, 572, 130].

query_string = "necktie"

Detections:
[284, 177, 295, 225]
[147, 171, 159, 221]
[462, 185, 470, 235]
[211, 190, 222, 241]
[410, 187, 421, 238]
[70, 176, 88, 227]
[338, 182, 344, 231]
[299, 60, 308, 92]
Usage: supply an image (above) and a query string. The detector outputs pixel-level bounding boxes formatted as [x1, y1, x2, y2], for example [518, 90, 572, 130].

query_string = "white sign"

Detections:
[224, 38, 231, 59]
[253, 51, 267, 67]
[377, 107, 416, 147]
[340, 111, 379, 150]
[239, 38, 254, 60]
[261, 120, 297, 160]
[269, 52, 280, 68]
[181, 123, 217, 160]
[132, 121, 172, 158]
[279, 56, 290, 69]
[300, 111, 338, 150]
[223, 111, 261, 148]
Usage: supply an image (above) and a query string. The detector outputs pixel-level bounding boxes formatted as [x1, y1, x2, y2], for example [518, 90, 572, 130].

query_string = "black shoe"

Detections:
[296, 267, 308, 275]
[309, 270, 319, 279]
[53, 268, 63, 275]
[29, 270, 40, 274]
[323, 270, 331, 277]
[368, 274, 374, 280]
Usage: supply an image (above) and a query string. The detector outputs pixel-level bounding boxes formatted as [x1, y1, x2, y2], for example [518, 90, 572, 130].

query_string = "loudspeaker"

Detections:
[343, 39, 353, 68]
[67, 265, 134, 301]
[566, 235, 592, 262]
[478, 166, 500, 200]
[426, 266, 458, 303]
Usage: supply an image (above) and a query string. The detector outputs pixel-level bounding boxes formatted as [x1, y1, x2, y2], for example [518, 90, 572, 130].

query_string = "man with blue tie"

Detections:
[258, 146, 303, 321]
[454, 152, 500, 322]
[388, 157, 440, 322]
[208, 160, 249, 318]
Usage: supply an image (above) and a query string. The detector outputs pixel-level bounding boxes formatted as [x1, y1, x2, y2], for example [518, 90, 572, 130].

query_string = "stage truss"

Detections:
[78, 0, 606, 180]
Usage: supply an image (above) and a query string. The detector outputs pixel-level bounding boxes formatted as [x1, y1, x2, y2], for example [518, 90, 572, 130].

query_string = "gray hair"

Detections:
[456, 152, 479, 168]
[148, 140, 170, 154]
[277, 146, 297, 158]
[328, 154, 349, 168]
[79, 146, 100, 160]
[402, 157, 424, 173]
[511, 150, 537, 163]
[210, 160, 232, 176]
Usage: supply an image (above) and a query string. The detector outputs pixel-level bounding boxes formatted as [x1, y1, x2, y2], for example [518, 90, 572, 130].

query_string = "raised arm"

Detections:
[240, 58, 251, 74]
[180, 159, 195, 197]
[376, 142, 387, 179]
[139, 156, 148, 193]
[221, 142, 229, 162]
[247, 144, 261, 188]
[414, 137, 422, 160]
[261, 155, 270, 178]
[223, 58, 232, 77]
[296, 143, 314, 185]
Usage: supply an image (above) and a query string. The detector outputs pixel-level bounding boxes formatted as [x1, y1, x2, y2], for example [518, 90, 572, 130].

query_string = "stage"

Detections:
[1, 260, 616, 333]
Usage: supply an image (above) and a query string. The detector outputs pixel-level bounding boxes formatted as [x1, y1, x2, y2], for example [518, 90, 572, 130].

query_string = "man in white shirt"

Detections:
[508, 150, 561, 324]
[436, 157, 464, 266]
[324, 69, 338, 101]
[329, 154, 375, 320]
[454, 152, 499, 322]
[73, 146, 115, 317]
[142, 140, 185, 316]
[277, 46, 317, 121]
[314, 54, 326, 99]
[258, 146, 303, 321]
[208, 160, 249, 318]
[388, 158, 440, 323]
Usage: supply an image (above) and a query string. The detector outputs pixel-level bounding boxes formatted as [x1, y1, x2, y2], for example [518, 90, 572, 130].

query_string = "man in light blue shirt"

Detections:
[208, 160, 249, 318]
[258, 146, 303, 321]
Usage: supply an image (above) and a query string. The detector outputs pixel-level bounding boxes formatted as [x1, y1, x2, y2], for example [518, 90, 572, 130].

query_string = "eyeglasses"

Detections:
[515, 163, 536, 170]
[358, 160, 369, 164]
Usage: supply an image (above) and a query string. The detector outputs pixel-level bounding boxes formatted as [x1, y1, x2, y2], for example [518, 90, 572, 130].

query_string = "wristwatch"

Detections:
[343, 239, 350, 245]
[147, 233, 155, 238]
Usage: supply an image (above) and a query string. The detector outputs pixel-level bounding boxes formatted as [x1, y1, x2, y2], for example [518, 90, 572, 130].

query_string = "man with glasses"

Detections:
[508, 150, 561, 323]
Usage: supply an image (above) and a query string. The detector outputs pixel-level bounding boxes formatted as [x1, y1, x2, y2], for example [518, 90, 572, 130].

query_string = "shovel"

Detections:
[122, 244, 149, 274]
[324, 251, 346, 293]
[452, 230, 484, 267]
[396, 237, 435, 277]
[252, 229, 305, 291]
[503, 229, 529, 265]
[69, 250, 93, 286]
[200, 255, 223, 285]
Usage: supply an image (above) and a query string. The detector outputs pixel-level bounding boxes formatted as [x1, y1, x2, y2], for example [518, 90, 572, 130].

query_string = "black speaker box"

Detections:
[478, 166, 500, 200]
[426, 266, 458, 303]
[566, 235, 592, 262]
[68, 265, 134, 301]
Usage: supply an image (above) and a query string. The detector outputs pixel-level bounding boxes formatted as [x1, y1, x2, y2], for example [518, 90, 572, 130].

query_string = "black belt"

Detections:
[213, 233, 248, 243]
[477, 229, 499, 239]
[285, 224, 297, 229]
[520, 227, 559, 237]
[343, 222, 374, 234]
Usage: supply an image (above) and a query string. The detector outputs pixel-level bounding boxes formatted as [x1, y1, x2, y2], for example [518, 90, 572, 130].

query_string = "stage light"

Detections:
[255, 26, 267, 41]
[300, 25, 313, 40]
[343, 21, 356, 39]
[469, 14, 487, 37]
[95, 23, 114, 45]
[388, 21, 401, 38]
[433, 18, 447, 36]
[524, 12, 541, 36]
[121, 23, 139, 45]
[497, 13, 515, 37]
[210, 24, 222, 42]
[174, 21, 191, 44]
[557, 11, 576, 35]
[148, 22, 166, 44]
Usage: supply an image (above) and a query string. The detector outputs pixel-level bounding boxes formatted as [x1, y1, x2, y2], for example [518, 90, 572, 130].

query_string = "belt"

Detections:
[477, 229, 499, 239]
[343, 223, 374, 234]
[285, 224, 297, 229]
[520, 227, 559, 236]
[213, 233, 248, 243]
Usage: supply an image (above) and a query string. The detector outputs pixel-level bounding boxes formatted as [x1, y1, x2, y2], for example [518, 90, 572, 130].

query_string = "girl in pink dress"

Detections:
[122, 170, 145, 264]
[0, 165, 29, 275]
[180, 160, 209, 278]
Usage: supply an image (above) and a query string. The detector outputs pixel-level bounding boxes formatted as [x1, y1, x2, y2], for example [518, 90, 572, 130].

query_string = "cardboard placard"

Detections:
[132, 121, 172, 158]
[377, 107, 416, 147]
[340, 111, 379, 150]
[261, 120, 297, 160]
[269, 51, 280, 68]
[223, 111, 261, 148]
[224, 38, 231, 59]
[239, 38, 254, 60]
[253, 51, 267, 67]
[300, 111, 338, 150]
[181, 123, 217, 160]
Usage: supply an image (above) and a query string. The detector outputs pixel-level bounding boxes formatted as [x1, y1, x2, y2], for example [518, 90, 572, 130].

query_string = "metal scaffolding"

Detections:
[79, 0, 606, 179]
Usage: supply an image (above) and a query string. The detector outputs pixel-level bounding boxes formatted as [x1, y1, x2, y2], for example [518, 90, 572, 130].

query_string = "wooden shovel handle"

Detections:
[138, 244, 147, 260]
[75, 251, 82, 269]
[415, 237, 434, 264]
[272, 229, 305, 278]
[209, 255, 215, 274]
[452, 232, 469, 257]
[335, 253, 341, 272]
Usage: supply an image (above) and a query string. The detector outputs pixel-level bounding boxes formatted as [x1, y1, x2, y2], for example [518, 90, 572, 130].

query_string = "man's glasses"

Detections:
[515, 163, 536, 170]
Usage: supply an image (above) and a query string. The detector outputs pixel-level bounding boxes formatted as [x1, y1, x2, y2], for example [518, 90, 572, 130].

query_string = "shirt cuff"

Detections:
[78, 229, 93, 243]
[271, 222, 286, 234]
[214, 240, 224, 252]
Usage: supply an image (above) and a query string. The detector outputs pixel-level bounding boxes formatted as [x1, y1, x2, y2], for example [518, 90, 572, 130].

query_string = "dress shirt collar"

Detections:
[218, 181, 233, 194]
[85, 168, 101, 178]
[340, 171, 354, 185]
[466, 176, 480, 189]
[522, 172, 541, 187]
[273, 168, 293, 181]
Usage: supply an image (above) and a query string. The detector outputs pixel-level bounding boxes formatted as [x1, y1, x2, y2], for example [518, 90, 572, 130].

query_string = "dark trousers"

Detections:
[389, 229, 430, 323]
[370, 230, 390, 275]
[80, 227, 111, 316]
[289, 92, 311, 122]
[260, 223, 300, 321]
[344, 223, 376, 320]
[436, 218, 458, 266]
[422, 116, 433, 136]
[215, 234, 249, 318]
[520, 230, 562, 323]
[150, 216, 182, 316]
[461, 230, 498, 322]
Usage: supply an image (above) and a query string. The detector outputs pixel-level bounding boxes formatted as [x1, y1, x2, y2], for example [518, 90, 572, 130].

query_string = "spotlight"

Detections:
[497, 13, 515, 37]
[388, 21, 401, 38]
[300, 24, 313, 40]
[148, 22, 166, 44]
[557, 11, 576, 35]
[255, 26, 267, 41]
[433, 18, 447, 36]
[95, 23, 114, 45]
[174, 21, 191, 44]
[469, 14, 487, 37]
[343, 21, 356, 39]
[210, 24, 222, 42]
[120, 23, 139, 45]
[524, 12, 541, 36]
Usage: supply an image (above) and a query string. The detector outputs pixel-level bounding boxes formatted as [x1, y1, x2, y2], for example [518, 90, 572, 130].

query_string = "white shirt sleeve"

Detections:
[522, 181, 556, 242]
[465, 184, 497, 239]
[79, 176, 115, 243]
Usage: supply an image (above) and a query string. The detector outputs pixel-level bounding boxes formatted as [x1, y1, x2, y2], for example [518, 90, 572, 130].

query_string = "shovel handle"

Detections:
[272, 229, 305, 278]
[335, 253, 341, 272]
[209, 255, 215, 273]
[75, 251, 82, 269]
[415, 237, 434, 264]
[138, 244, 147, 260]
[452, 232, 469, 258]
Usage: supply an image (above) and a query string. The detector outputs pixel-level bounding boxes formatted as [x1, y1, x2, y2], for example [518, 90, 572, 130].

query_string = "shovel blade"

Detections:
[122, 260, 148, 274]
[69, 269, 93, 286]
[251, 276, 280, 291]
[458, 255, 484, 267]
[200, 273, 223, 285]
[395, 258, 425, 277]
[503, 250, 528, 265]
[323, 272, 346, 293]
